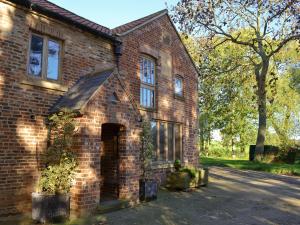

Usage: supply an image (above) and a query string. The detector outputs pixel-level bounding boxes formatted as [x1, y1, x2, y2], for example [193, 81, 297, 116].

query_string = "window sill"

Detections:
[174, 94, 184, 101]
[151, 161, 174, 169]
[20, 77, 68, 92]
[139, 106, 157, 112]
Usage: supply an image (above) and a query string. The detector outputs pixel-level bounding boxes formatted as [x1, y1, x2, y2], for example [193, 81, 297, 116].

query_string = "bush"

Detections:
[180, 167, 197, 178]
[38, 109, 78, 194]
[174, 159, 181, 171]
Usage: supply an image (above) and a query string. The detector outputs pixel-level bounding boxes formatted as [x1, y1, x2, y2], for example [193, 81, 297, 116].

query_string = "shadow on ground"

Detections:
[1, 167, 300, 225]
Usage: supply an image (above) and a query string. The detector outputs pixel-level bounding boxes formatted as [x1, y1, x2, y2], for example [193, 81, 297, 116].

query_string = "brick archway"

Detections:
[100, 123, 126, 201]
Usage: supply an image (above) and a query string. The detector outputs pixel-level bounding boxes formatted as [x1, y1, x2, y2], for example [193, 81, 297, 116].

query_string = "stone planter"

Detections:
[166, 171, 191, 190]
[139, 179, 158, 201]
[32, 192, 70, 223]
[189, 170, 200, 188]
[199, 168, 209, 186]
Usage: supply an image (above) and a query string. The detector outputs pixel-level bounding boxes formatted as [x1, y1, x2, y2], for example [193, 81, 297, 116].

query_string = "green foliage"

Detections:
[140, 120, 154, 179]
[180, 167, 197, 179]
[174, 0, 299, 158]
[39, 108, 78, 194]
[174, 159, 181, 171]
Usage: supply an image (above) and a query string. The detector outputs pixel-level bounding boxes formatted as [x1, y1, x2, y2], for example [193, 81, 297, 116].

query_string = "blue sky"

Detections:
[49, 0, 179, 29]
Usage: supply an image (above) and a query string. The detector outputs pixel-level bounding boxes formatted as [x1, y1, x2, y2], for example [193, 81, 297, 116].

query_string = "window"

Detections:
[159, 122, 166, 160]
[151, 120, 182, 162]
[150, 121, 157, 160]
[174, 76, 183, 97]
[28, 33, 61, 81]
[140, 56, 155, 108]
[175, 124, 182, 160]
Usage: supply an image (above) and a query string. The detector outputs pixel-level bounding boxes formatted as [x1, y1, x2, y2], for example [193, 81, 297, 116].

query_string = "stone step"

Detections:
[97, 199, 131, 214]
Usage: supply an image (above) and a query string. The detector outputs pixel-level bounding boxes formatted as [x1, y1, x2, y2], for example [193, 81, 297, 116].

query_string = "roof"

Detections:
[50, 70, 113, 113]
[112, 9, 168, 35]
[8, 0, 114, 40]
[113, 9, 200, 76]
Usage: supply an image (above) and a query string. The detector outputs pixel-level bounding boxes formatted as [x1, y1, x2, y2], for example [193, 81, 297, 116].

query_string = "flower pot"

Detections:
[32, 192, 70, 223]
[139, 179, 158, 201]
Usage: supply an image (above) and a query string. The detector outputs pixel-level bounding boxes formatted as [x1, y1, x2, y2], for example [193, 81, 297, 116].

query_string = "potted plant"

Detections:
[139, 120, 158, 201]
[32, 109, 78, 223]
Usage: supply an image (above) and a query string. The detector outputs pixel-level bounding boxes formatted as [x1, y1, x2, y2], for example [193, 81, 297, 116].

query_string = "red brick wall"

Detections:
[71, 73, 141, 215]
[0, 0, 198, 217]
[0, 1, 115, 215]
[118, 14, 199, 180]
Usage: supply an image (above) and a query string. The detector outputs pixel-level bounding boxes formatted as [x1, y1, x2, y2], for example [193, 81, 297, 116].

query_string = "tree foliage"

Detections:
[172, 0, 300, 159]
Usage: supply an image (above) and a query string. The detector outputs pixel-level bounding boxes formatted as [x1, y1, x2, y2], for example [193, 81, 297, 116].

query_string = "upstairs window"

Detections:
[174, 76, 183, 97]
[28, 33, 61, 81]
[140, 56, 155, 108]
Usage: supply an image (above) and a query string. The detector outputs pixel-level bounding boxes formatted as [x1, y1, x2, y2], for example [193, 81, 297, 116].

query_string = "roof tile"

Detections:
[30, 0, 112, 35]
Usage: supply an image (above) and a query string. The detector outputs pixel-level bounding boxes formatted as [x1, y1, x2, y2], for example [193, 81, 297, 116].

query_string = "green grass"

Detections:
[200, 157, 300, 176]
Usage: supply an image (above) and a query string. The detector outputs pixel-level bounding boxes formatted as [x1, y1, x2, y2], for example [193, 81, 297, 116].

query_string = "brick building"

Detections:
[0, 0, 199, 216]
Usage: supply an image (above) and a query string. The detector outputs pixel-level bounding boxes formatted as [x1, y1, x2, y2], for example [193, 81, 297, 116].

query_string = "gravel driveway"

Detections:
[102, 167, 300, 225]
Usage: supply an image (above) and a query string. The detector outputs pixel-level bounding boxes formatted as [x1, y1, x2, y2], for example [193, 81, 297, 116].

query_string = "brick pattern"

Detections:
[0, 1, 114, 215]
[118, 15, 199, 181]
[70, 73, 141, 215]
[0, 1, 199, 217]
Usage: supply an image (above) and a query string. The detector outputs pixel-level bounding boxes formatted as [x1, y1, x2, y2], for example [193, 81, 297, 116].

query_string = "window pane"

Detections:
[140, 87, 154, 108]
[159, 122, 166, 160]
[47, 40, 60, 80]
[175, 77, 183, 96]
[168, 123, 174, 161]
[175, 124, 181, 160]
[140, 57, 155, 85]
[150, 121, 157, 160]
[28, 35, 43, 76]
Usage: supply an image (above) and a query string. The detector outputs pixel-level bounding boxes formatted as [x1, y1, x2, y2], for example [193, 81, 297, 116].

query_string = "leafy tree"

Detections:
[183, 34, 257, 155]
[172, 0, 300, 159]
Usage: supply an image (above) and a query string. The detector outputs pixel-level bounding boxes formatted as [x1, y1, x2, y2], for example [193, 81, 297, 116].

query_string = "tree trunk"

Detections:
[254, 61, 269, 160]
[231, 138, 235, 158]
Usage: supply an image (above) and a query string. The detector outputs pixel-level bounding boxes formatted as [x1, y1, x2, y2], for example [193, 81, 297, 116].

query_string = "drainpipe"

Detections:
[113, 39, 123, 70]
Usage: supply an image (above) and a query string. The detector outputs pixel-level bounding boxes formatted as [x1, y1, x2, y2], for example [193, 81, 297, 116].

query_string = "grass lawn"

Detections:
[200, 157, 300, 176]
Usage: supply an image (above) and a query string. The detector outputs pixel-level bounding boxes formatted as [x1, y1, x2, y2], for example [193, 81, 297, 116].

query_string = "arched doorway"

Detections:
[100, 123, 125, 201]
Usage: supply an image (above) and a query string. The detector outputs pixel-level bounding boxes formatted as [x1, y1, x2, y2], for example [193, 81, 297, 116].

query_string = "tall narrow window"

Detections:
[174, 76, 183, 97]
[140, 56, 155, 108]
[150, 121, 157, 160]
[47, 40, 60, 80]
[28, 34, 44, 76]
[28, 33, 62, 81]
[175, 124, 182, 160]
[168, 123, 174, 161]
[159, 122, 166, 161]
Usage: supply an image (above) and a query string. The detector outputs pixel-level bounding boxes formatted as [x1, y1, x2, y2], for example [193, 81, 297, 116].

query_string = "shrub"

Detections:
[180, 166, 197, 178]
[38, 109, 78, 194]
[174, 159, 181, 171]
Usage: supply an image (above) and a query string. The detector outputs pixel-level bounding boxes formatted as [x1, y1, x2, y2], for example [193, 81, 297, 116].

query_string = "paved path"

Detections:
[102, 167, 300, 225]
